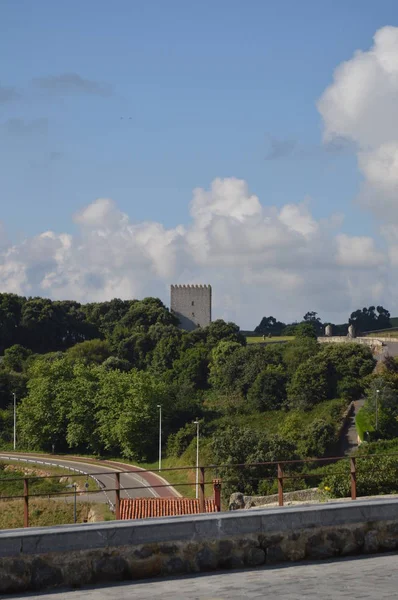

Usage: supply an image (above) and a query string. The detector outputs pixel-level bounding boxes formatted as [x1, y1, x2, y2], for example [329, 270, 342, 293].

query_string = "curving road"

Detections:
[0, 453, 179, 508]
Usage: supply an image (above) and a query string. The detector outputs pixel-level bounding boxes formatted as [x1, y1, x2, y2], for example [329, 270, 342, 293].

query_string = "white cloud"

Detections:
[318, 26, 398, 220]
[0, 178, 389, 326]
[335, 234, 385, 268]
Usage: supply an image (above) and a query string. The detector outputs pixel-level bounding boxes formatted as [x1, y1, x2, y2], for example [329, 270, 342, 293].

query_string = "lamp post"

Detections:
[193, 418, 200, 499]
[376, 389, 380, 431]
[12, 393, 16, 450]
[157, 405, 162, 472]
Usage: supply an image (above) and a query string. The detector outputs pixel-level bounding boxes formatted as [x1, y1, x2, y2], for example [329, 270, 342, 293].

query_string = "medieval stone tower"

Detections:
[170, 284, 212, 331]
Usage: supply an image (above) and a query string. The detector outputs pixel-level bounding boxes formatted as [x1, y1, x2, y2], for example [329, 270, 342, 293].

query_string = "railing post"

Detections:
[350, 457, 357, 500]
[213, 479, 222, 512]
[199, 467, 205, 513]
[23, 478, 29, 528]
[277, 463, 284, 507]
[115, 472, 121, 520]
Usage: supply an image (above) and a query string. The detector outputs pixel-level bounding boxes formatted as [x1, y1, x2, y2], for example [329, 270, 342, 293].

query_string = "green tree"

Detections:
[247, 365, 288, 411]
[349, 305, 391, 334]
[254, 316, 286, 336]
[287, 356, 329, 410]
[18, 357, 73, 451]
[66, 339, 111, 365]
[2, 345, 33, 372]
[0, 293, 25, 353]
[283, 336, 319, 375]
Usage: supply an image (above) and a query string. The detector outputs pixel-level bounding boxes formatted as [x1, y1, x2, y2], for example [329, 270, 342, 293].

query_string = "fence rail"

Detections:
[1, 452, 397, 528]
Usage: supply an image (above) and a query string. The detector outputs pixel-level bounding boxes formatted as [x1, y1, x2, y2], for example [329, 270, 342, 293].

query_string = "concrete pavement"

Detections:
[8, 553, 398, 599]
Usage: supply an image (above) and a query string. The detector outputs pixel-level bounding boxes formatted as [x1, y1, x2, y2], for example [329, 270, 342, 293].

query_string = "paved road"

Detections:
[9, 553, 398, 599]
[0, 454, 178, 507]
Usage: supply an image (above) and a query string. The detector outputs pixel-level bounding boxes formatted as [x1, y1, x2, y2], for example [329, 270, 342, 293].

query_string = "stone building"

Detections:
[170, 284, 212, 331]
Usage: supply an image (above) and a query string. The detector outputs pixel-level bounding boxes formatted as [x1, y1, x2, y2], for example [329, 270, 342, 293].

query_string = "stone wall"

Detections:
[2, 499, 398, 594]
[170, 284, 212, 331]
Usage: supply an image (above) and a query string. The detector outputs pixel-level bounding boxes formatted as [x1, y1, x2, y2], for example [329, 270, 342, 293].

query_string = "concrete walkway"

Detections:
[10, 553, 398, 599]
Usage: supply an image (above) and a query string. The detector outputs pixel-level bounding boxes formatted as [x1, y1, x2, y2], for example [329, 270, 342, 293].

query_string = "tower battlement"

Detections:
[170, 284, 212, 331]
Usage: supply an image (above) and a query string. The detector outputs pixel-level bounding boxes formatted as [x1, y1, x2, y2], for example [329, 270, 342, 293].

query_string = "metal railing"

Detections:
[0, 453, 396, 528]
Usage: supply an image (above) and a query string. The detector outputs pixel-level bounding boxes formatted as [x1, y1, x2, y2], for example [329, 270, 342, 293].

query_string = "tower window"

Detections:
[192, 312, 195, 317]
[191, 301, 194, 306]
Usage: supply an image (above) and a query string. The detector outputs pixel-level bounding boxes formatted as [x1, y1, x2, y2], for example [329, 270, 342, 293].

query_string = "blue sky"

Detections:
[2, 1, 398, 326]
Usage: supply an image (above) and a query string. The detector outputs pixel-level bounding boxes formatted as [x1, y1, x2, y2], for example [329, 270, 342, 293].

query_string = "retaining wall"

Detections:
[2, 499, 398, 594]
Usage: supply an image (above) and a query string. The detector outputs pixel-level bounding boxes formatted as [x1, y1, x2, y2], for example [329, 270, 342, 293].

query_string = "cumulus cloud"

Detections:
[0, 178, 389, 326]
[32, 73, 112, 97]
[318, 26, 398, 221]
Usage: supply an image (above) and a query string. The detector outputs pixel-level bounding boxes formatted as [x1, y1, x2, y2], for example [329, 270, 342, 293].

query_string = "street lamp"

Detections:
[12, 393, 16, 450]
[157, 405, 162, 472]
[193, 418, 200, 499]
[376, 389, 380, 431]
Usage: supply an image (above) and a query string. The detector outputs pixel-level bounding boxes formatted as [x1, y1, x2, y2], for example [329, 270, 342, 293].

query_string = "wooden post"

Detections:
[23, 478, 29, 528]
[277, 463, 284, 507]
[199, 467, 205, 513]
[115, 472, 121, 520]
[350, 457, 357, 500]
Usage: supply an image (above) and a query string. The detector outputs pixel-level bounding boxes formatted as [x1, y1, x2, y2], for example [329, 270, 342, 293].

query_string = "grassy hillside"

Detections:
[0, 498, 113, 529]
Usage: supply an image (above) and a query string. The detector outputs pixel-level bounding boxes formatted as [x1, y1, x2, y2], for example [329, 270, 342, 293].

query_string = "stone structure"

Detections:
[2, 499, 398, 593]
[170, 284, 211, 331]
[348, 324, 356, 338]
[325, 324, 333, 337]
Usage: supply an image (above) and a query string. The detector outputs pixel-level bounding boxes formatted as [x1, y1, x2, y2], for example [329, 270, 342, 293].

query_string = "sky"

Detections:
[2, 1, 398, 328]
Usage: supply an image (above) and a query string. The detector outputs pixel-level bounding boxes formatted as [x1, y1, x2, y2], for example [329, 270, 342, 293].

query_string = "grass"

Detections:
[365, 330, 398, 339]
[246, 336, 294, 344]
[0, 498, 114, 530]
[355, 407, 375, 441]
[0, 460, 97, 499]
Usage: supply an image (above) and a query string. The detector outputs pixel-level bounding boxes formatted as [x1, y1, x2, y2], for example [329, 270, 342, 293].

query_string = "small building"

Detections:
[170, 284, 212, 331]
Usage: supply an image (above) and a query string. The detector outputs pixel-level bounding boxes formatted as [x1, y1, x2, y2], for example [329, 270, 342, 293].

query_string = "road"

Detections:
[8, 553, 398, 599]
[0, 454, 179, 507]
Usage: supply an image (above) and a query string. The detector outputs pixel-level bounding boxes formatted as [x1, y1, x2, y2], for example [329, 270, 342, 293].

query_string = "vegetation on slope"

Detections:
[0, 292, 383, 501]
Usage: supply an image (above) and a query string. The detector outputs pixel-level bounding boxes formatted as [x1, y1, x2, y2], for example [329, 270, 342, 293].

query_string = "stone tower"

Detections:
[170, 284, 212, 331]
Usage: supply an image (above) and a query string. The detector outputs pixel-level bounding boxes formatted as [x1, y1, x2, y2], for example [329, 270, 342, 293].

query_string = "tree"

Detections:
[0, 293, 25, 353]
[247, 365, 288, 411]
[171, 344, 210, 390]
[317, 343, 375, 400]
[254, 316, 286, 336]
[295, 322, 317, 339]
[2, 345, 33, 372]
[210, 425, 297, 497]
[120, 297, 178, 331]
[66, 339, 111, 365]
[102, 356, 132, 372]
[287, 356, 329, 410]
[283, 336, 319, 375]
[117, 331, 155, 370]
[303, 311, 322, 334]
[349, 306, 391, 334]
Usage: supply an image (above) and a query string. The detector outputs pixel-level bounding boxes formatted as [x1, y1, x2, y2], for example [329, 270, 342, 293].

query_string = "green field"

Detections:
[246, 336, 294, 344]
[355, 407, 374, 441]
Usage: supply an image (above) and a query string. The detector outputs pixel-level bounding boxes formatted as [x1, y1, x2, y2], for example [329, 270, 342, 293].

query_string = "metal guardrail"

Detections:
[1, 453, 397, 527]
